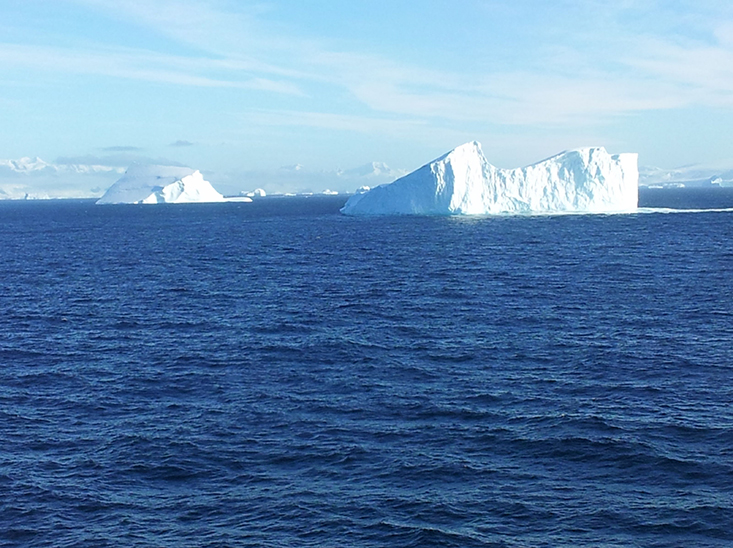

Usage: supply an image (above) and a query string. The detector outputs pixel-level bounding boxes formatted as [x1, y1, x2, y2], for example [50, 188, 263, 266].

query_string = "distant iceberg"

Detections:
[97, 165, 225, 204]
[242, 188, 267, 197]
[341, 142, 638, 215]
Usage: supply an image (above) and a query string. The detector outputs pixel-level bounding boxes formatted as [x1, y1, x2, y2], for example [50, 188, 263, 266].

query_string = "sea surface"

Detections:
[1, 190, 732, 547]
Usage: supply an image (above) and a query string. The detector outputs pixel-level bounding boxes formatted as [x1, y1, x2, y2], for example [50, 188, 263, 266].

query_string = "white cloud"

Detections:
[242, 109, 430, 137]
[626, 38, 733, 106]
[7, 0, 729, 129]
[0, 43, 302, 93]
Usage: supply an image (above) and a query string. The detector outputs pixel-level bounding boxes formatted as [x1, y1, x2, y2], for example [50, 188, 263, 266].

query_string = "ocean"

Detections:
[1, 190, 732, 547]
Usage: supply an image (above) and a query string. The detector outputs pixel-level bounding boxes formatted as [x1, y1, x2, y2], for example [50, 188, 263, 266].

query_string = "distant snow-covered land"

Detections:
[639, 164, 733, 188]
[341, 142, 638, 215]
[0, 157, 123, 200]
[219, 162, 407, 197]
[5, 150, 732, 203]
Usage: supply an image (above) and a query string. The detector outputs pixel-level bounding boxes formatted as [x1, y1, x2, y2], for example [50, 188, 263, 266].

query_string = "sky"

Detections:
[2, 0, 733, 197]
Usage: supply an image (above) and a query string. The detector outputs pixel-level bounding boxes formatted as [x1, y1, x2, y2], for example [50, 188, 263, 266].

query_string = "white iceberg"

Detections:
[243, 188, 267, 197]
[341, 141, 638, 215]
[96, 165, 225, 204]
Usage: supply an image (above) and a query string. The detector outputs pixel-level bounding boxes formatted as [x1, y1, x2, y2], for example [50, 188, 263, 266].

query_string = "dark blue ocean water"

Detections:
[1, 193, 732, 547]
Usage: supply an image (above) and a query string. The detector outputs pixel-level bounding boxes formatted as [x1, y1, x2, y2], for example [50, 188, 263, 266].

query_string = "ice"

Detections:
[341, 142, 638, 215]
[96, 165, 225, 204]
[640, 164, 733, 188]
[0, 157, 54, 173]
[243, 188, 267, 197]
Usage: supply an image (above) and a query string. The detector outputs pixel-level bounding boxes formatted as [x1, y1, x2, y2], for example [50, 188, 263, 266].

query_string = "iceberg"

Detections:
[341, 142, 638, 215]
[96, 165, 225, 204]
[242, 188, 267, 197]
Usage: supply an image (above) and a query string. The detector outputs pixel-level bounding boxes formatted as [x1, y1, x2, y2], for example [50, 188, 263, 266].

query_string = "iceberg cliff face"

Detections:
[96, 165, 224, 204]
[341, 142, 638, 215]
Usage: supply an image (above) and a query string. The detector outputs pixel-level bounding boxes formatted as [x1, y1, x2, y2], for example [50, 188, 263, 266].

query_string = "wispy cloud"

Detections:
[242, 109, 430, 137]
[170, 140, 195, 147]
[56, 153, 184, 168]
[0, 42, 303, 94]
[627, 38, 733, 106]
[10, 1, 733, 132]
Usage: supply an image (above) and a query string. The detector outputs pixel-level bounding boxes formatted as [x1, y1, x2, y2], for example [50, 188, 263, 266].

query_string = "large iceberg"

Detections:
[96, 165, 225, 204]
[341, 142, 638, 215]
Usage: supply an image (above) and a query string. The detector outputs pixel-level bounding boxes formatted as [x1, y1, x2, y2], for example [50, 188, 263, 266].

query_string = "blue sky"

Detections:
[2, 0, 733, 196]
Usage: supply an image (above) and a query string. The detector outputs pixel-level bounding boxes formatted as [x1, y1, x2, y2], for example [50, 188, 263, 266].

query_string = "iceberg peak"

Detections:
[96, 164, 225, 204]
[341, 141, 638, 215]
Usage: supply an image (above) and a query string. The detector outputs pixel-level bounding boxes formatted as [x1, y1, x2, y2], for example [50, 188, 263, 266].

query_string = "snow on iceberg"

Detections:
[341, 142, 638, 215]
[96, 165, 225, 204]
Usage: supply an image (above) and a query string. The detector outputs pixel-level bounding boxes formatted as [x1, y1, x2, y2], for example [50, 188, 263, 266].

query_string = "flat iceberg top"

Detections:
[97, 165, 225, 204]
[341, 142, 638, 215]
